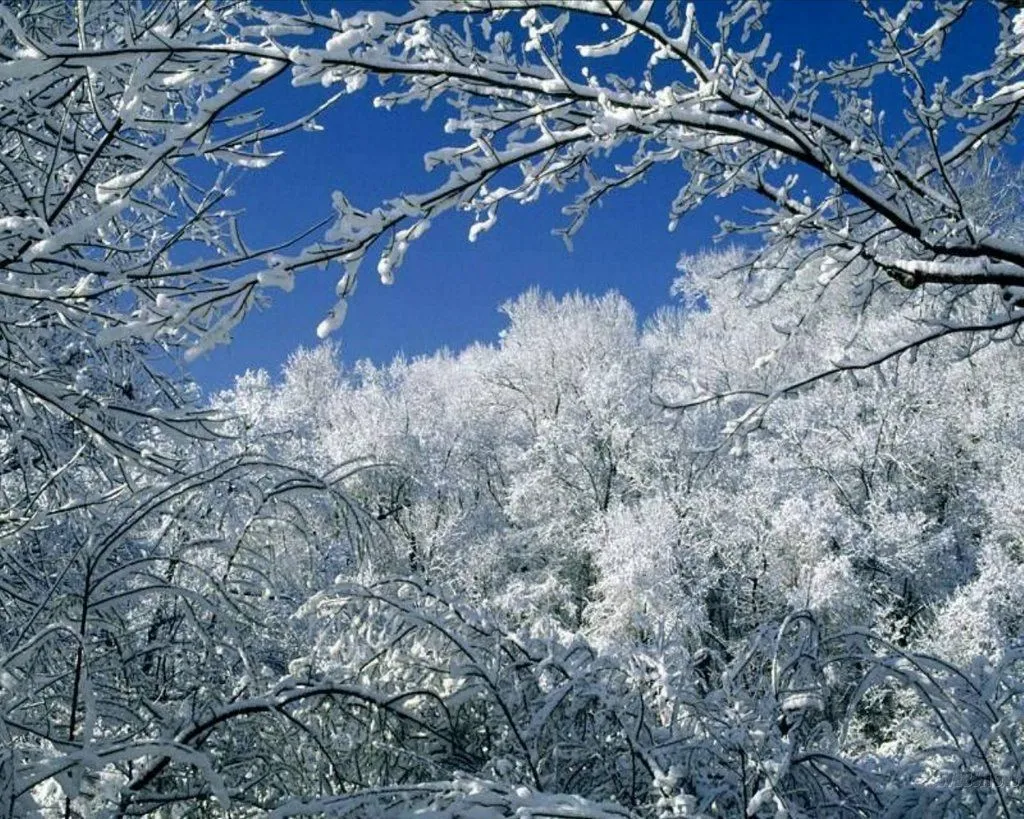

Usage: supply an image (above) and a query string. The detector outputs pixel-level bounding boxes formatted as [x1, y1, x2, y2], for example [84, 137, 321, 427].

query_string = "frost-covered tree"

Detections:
[0, 0, 333, 454]
[17, 0, 1015, 371]
[222, 270, 1024, 816]
[0, 3, 366, 814]
[6, 0, 1024, 816]
[219, 0, 1024, 385]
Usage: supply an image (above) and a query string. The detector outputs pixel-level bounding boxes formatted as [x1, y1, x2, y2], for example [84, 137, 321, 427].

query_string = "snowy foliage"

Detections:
[4, 1, 1024, 817]
[222, 281, 1024, 817]
[255, 0, 1024, 390]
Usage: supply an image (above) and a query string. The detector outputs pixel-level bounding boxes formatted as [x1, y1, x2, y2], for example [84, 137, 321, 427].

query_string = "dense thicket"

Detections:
[215, 260, 1024, 817]
[3, 0, 1024, 816]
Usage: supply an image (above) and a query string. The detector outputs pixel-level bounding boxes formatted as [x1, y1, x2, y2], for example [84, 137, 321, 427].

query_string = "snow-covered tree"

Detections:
[0, 3, 366, 813]
[6, 0, 1024, 815]
[217, 0, 1024, 389]
[224, 276, 1024, 815]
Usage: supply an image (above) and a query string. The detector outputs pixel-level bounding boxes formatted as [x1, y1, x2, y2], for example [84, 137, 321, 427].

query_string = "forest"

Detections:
[2, 1, 1024, 817]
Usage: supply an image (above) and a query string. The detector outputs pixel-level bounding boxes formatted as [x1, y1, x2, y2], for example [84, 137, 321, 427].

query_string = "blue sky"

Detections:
[187, 0, 1001, 391]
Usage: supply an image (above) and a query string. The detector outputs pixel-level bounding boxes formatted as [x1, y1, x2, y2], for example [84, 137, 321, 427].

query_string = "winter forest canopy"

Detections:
[3, 0, 1024, 816]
